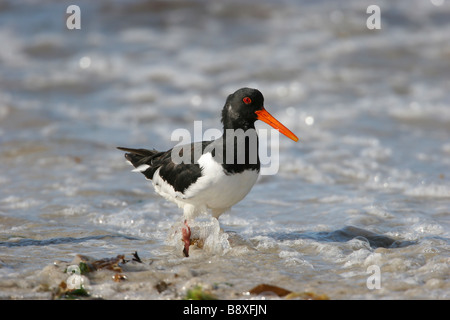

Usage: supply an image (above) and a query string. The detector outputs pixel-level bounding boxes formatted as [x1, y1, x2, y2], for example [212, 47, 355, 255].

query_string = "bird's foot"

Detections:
[181, 220, 191, 257]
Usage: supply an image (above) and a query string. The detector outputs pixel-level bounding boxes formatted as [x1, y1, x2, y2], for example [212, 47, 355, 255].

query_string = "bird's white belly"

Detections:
[187, 167, 258, 210]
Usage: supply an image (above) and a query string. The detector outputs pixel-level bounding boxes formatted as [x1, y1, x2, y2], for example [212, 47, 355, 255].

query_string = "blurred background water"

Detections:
[0, 0, 449, 299]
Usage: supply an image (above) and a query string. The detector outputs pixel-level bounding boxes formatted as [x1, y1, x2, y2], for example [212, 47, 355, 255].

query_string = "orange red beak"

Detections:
[255, 108, 299, 142]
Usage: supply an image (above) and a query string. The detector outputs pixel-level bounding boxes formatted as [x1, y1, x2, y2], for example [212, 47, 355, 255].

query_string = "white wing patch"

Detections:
[132, 164, 150, 172]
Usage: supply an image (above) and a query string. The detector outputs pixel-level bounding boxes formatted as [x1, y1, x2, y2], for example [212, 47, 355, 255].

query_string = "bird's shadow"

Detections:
[265, 225, 417, 249]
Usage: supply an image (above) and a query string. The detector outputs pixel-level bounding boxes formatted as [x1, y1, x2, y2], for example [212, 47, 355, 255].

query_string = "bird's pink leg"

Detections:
[181, 219, 191, 257]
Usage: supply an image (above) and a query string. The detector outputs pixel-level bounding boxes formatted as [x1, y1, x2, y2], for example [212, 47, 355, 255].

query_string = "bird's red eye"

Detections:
[243, 97, 252, 104]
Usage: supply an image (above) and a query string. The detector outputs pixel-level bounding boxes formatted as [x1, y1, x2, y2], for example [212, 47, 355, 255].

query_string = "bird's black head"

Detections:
[221, 87, 299, 141]
[221, 87, 265, 130]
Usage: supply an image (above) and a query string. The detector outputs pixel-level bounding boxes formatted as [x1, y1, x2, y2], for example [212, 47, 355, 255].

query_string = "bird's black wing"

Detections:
[117, 141, 212, 194]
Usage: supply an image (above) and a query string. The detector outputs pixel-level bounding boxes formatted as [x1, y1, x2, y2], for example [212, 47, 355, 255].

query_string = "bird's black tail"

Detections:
[117, 147, 163, 180]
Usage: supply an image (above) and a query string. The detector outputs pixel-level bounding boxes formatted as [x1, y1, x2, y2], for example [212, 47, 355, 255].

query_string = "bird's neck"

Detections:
[222, 117, 256, 131]
[212, 125, 260, 173]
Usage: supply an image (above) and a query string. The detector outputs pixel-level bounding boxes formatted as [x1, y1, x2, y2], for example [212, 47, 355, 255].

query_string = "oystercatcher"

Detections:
[118, 88, 298, 257]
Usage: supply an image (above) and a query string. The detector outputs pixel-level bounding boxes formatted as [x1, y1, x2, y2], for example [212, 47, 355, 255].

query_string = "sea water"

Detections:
[0, 0, 449, 299]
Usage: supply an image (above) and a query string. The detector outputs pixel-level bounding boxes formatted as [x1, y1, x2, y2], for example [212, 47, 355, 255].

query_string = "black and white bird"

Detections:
[118, 88, 298, 257]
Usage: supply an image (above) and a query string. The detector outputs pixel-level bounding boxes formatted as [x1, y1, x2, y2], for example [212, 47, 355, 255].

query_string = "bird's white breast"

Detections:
[185, 152, 259, 210]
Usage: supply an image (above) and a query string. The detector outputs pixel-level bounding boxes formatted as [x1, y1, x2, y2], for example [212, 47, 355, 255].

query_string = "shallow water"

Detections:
[0, 0, 449, 299]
